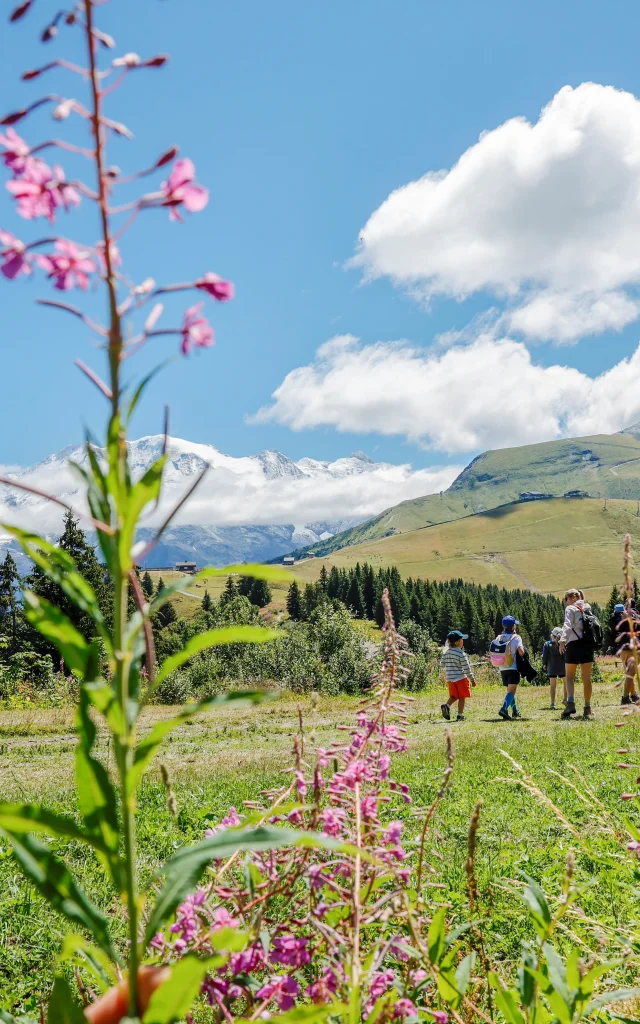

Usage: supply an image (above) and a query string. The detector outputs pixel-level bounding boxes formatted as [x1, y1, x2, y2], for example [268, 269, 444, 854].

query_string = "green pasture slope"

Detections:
[290, 429, 640, 558]
[1, 683, 639, 1015]
[290, 496, 640, 604]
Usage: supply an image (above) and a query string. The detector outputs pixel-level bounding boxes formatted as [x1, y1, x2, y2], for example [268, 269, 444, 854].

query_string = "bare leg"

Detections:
[457, 698, 466, 715]
[549, 677, 557, 705]
[447, 696, 457, 707]
[581, 662, 593, 705]
[565, 663, 576, 703]
[562, 677, 567, 702]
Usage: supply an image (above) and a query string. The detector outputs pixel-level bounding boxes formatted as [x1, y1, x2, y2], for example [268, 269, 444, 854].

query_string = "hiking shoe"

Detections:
[498, 708, 510, 720]
[549, 703, 556, 710]
[631, 693, 640, 704]
[511, 708, 523, 719]
[440, 703, 450, 721]
[621, 695, 631, 706]
[561, 702, 576, 719]
[583, 706, 595, 720]
[456, 714, 466, 721]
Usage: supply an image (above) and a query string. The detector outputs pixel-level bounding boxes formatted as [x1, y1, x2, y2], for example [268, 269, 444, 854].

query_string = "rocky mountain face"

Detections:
[0, 436, 382, 569]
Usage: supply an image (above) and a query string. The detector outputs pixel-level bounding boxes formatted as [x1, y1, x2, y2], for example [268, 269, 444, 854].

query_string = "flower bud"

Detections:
[41, 23, 58, 42]
[112, 52, 141, 67]
[145, 54, 169, 67]
[92, 28, 115, 48]
[53, 99, 75, 121]
[10, 0, 32, 21]
[133, 277, 155, 295]
[65, 11, 76, 24]
[0, 108, 28, 126]
[105, 166, 120, 178]
[22, 68, 42, 81]
[155, 146, 179, 168]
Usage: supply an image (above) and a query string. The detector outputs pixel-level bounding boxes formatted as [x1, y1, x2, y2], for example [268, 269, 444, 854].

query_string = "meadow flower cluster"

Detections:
[150, 591, 465, 1024]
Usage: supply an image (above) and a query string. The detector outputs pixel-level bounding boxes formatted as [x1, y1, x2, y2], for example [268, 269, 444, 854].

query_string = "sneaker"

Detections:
[561, 702, 576, 719]
[621, 695, 631, 706]
[583, 706, 594, 720]
[511, 708, 522, 719]
[549, 703, 556, 710]
[498, 708, 510, 720]
[456, 714, 466, 721]
[440, 703, 450, 721]
[631, 694, 640, 704]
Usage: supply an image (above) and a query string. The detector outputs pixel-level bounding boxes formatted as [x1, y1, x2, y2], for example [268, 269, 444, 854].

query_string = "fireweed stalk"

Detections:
[0, 2, 294, 1020]
[149, 591, 467, 1024]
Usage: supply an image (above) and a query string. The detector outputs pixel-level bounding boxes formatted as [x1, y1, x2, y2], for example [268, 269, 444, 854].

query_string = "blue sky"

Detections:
[3, 0, 640, 475]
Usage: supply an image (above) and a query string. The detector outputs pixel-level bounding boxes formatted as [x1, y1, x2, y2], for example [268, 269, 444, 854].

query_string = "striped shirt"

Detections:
[440, 645, 474, 682]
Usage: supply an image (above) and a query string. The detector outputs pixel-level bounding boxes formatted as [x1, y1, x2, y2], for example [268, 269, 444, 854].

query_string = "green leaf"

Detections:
[58, 932, 118, 991]
[0, 1010, 38, 1024]
[0, 803, 107, 853]
[201, 563, 293, 582]
[542, 942, 570, 1006]
[23, 594, 93, 679]
[490, 980, 526, 1024]
[131, 692, 265, 789]
[150, 629, 276, 692]
[242, 1005, 348, 1024]
[586, 989, 640, 1013]
[120, 456, 165, 571]
[75, 689, 123, 893]
[455, 952, 474, 1000]
[428, 907, 446, 964]
[436, 967, 460, 1004]
[144, 825, 350, 947]
[125, 360, 173, 425]
[48, 976, 87, 1024]
[2, 831, 118, 963]
[517, 942, 536, 1008]
[143, 954, 223, 1024]
[519, 873, 552, 936]
[578, 961, 621, 1000]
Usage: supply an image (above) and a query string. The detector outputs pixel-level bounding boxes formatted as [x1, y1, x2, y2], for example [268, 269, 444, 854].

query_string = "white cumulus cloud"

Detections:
[252, 333, 640, 452]
[352, 82, 640, 343]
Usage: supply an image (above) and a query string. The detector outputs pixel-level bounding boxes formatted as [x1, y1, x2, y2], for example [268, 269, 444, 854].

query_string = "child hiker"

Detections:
[542, 626, 566, 710]
[439, 629, 476, 722]
[490, 615, 525, 720]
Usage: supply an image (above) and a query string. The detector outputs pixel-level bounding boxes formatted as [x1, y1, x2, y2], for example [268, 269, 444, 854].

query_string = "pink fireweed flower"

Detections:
[383, 820, 403, 845]
[408, 969, 428, 987]
[180, 302, 214, 355]
[271, 934, 310, 968]
[429, 1013, 448, 1024]
[361, 795, 378, 821]
[379, 754, 391, 779]
[295, 770, 308, 798]
[0, 229, 31, 279]
[393, 999, 417, 1019]
[169, 891, 206, 948]
[256, 975, 300, 1011]
[149, 932, 165, 952]
[160, 158, 208, 221]
[321, 807, 346, 836]
[0, 128, 34, 175]
[627, 840, 640, 851]
[369, 969, 395, 1001]
[36, 240, 96, 290]
[196, 272, 234, 301]
[306, 969, 339, 1004]
[229, 943, 265, 975]
[6, 161, 80, 222]
[317, 747, 330, 768]
[211, 906, 239, 930]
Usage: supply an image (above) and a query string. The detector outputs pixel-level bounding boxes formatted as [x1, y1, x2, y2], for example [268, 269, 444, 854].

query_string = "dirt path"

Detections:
[609, 456, 640, 476]
[475, 552, 542, 592]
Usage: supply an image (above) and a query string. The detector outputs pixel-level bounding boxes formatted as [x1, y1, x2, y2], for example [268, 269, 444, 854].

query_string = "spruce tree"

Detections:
[0, 552, 20, 653]
[345, 575, 364, 618]
[327, 566, 341, 600]
[603, 583, 622, 652]
[141, 571, 154, 599]
[362, 565, 376, 619]
[238, 575, 253, 598]
[318, 565, 329, 592]
[201, 590, 212, 612]
[249, 578, 272, 608]
[220, 576, 237, 606]
[286, 581, 303, 620]
[155, 578, 177, 628]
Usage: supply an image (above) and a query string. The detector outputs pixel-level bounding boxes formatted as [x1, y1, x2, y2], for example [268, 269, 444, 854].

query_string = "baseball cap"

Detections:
[615, 604, 625, 612]
[551, 626, 562, 638]
[447, 629, 468, 642]
[502, 615, 520, 628]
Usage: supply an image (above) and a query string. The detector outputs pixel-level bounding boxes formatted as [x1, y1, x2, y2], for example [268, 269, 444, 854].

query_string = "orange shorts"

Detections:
[448, 677, 471, 699]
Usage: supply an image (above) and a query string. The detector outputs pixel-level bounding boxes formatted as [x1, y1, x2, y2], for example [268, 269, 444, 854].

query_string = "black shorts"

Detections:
[565, 639, 594, 665]
[501, 669, 520, 686]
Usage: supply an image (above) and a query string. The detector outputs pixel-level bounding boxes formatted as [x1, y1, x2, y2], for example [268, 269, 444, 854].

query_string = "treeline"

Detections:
[287, 563, 567, 654]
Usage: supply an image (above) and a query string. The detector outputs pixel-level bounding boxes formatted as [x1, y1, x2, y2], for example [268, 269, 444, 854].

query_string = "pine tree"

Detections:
[603, 583, 622, 652]
[286, 581, 303, 620]
[345, 575, 364, 618]
[327, 566, 341, 600]
[141, 571, 154, 599]
[318, 565, 329, 592]
[249, 578, 272, 608]
[220, 576, 237, 606]
[155, 577, 177, 628]
[238, 575, 253, 598]
[303, 583, 319, 619]
[201, 590, 212, 612]
[362, 565, 376, 620]
[0, 552, 20, 652]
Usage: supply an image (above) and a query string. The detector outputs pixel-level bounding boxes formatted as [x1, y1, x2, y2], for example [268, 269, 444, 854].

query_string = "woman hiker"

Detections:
[559, 588, 595, 720]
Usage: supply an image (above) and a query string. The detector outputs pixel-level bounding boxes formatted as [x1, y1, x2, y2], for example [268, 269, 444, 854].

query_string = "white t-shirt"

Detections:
[498, 632, 522, 671]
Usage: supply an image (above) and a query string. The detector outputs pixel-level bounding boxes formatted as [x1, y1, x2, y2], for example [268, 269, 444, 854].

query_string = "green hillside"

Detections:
[290, 496, 640, 604]
[288, 430, 640, 558]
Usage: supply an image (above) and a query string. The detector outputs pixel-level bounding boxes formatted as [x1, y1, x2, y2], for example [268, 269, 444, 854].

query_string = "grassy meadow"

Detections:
[288, 497, 640, 605]
[2, 670, 640, 1012]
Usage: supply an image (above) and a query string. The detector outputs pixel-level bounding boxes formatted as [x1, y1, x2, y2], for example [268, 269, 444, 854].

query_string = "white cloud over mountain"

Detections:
[253, 333, 640, 452]
[352, 82, 640, 343]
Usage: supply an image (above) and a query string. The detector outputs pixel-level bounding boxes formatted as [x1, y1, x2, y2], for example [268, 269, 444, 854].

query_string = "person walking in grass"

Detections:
[559, 588, 598, 720]
[439, 629, 475, 722]
[490, 615, 525, 720]
[618, 644, 640, 705]
[542, 626, 566, 710]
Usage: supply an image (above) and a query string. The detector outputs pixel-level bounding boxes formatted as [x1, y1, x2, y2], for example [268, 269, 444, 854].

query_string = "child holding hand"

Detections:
[440, 630, 476, 721]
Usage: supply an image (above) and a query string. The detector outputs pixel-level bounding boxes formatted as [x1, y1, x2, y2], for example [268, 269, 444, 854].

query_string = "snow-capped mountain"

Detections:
[0, 435, 458, 569]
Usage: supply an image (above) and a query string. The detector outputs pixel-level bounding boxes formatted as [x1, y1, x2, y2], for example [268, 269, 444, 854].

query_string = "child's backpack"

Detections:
[581, 609, 603, 648]
[489, 633, 515, 668]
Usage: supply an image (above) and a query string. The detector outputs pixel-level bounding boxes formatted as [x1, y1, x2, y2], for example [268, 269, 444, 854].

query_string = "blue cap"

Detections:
[615, 604, 625, 612]
[447, 629, 468, 642]
[502, 615, 520, 628]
